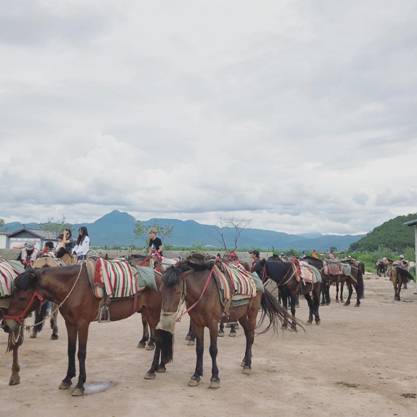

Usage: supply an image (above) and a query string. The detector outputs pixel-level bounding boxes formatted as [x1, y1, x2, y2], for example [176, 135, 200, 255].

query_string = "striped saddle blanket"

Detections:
[300, 262, 322, 283]
[0, 261, 23, 297]
[94, 258, 143, 299]
[212, 262, 258, 306]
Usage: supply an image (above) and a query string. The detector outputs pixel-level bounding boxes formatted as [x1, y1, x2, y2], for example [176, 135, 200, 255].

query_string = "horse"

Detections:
[388, 264, 414, 301]
[376, 259, 389, 277]
[3, 261, 163, 395]
[252, 256, 321, 326]
[337, 258, 365, 302]
[153, 254, 300, 388]
[303, 256, 363, 307]
[30, 255, 75, 340]
[0, 259, 25, 385]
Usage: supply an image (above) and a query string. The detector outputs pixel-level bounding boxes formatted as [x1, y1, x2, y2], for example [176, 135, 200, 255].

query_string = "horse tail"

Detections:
[356, 268, 364, 299]
[157, 329, 174, 364]
[258, 289, 304, 333]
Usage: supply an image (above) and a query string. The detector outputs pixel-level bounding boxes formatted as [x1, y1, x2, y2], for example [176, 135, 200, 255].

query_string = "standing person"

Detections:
[17, 242, 39, 268]
[72, 226, 90, 261]
[148, 228, 163, 257]
[249, 249, 260, 272]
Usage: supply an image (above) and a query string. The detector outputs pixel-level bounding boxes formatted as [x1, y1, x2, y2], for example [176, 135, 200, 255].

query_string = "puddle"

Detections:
[84, 381, 115, 395]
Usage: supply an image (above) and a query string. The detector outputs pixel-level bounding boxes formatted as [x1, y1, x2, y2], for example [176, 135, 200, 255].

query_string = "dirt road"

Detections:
[1, 275, 416, 417]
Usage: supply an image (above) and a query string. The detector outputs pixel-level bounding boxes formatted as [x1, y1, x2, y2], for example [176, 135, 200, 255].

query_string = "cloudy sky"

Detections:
[1, 0, 416, 234]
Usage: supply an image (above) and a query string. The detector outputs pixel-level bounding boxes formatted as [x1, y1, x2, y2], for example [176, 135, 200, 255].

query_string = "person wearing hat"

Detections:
[148, 228, 163, 257]
[17, 242, 39, 268]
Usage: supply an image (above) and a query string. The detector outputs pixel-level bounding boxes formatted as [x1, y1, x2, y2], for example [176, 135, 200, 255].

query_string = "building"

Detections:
[1, 228, 58, 250]
[404, 218, 417, 294]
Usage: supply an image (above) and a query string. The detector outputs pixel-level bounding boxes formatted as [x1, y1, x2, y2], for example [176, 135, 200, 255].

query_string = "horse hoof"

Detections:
[188, 377, 200, 387]
[9, 375, 20, 386]
[229, 332, 236, 338]
[240, 360, 245, 367]
[51, 334, 58, 340]
[218, 331, 224, 338]
[242, 367, 251, 375]
[185, 335, 192, 341]
[315, 320, 321, 325]
[59, 381, 72, 390]
[71, 387, 84, 397]
[344, 302, 350, 306]
[144, 371, 156, 380]
[156, 366, 166, 374]
[355, 304, 360, 308]
[186, 340, 195, 346]
[145, 344, 155, 351]
[137, 342, 146, 349]
[30, 333, 37, 339]
[209, 379, 221, 389]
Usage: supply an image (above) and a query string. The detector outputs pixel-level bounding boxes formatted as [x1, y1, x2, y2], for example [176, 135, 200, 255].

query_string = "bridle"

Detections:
[4, 290, 45, 324]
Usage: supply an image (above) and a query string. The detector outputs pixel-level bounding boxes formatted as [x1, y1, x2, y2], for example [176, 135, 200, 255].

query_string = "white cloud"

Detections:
[1, 0, 417, 234]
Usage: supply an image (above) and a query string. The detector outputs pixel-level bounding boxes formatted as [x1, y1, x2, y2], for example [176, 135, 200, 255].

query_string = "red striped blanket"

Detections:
[94, 258, 141, 298]
[0, 261, 20, 297]
[213, 262, 257, 306]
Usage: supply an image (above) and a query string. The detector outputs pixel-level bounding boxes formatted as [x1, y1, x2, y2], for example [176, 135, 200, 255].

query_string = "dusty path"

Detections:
[1, 275, 416, 417]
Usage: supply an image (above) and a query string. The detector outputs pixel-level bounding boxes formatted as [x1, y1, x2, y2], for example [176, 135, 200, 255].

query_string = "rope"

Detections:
[25, 262, 85, 330]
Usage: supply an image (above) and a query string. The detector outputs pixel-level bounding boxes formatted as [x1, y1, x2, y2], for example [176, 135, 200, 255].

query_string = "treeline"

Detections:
[350, 213, 416, 252]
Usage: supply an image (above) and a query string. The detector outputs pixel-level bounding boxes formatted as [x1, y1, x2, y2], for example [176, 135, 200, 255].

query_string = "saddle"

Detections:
[0, 261, 21, 297]
[300, 261, 322, 284]
[324, 260, 343, 276]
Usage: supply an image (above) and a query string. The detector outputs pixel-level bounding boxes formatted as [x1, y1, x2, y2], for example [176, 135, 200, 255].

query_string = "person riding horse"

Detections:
[40, 241, 55, 257]
[249, 249, 260, 272]
[72, 227, 90, 261]
[56, 228, 74, 258]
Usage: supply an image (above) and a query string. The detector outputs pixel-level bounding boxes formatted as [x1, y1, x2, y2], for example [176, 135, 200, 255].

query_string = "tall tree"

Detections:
[40, 216, 71, 236]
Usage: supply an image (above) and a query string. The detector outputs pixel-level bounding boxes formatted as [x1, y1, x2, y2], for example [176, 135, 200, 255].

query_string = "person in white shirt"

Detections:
[72, 226, 90, 261]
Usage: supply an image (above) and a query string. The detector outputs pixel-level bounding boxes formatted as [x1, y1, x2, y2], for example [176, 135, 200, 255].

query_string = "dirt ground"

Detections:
[1, 275, 416, 417]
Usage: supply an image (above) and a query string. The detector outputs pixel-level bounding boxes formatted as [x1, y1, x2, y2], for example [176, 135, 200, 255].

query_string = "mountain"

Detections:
[350, 213, 417, 252]
[2, 210, 363, 250]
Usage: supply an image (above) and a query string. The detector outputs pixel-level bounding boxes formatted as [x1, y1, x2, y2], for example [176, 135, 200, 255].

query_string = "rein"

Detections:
[176, 266, 215, 321]
[4, 262, 85, 327]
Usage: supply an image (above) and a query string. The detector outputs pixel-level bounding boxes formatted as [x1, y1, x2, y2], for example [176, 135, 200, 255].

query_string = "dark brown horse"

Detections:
[152, 255, 299, 388]
[4, 262, 162, 395]
[303, 256, 363, 307]
[252, 257, 321, 326]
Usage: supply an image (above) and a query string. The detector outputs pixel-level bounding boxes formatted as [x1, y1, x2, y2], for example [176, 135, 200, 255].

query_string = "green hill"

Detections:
[350, 213, 417, 252]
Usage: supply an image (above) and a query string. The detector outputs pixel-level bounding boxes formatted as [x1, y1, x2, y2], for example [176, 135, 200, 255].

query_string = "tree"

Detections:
[134, 221, 146, 239]
[215, 218, 250, 251]
[40, 216, 71, 236]
[134, 221, 174, 246]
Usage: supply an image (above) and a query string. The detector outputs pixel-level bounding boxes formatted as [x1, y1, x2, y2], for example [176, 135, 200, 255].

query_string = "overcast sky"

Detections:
[1, 1, 416, 234]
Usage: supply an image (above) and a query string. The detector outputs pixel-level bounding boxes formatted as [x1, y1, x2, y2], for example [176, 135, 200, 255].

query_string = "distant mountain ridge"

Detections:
[2, 210, 363, 251]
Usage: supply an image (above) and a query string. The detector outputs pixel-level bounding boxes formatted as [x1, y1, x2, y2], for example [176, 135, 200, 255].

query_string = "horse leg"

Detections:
[72, 323, 89, 396]
[354, 283, 361, 307]
[290, 293, 297, 330]
[218, 320, 224, 337]
[229, 322, 237, 337]
[281, 290, 288, 329]
[344, 281, 352, 306]
[336, 281, 340, 303]
[137, 314, 149, 348]
[144, 344, 161, 380]
[188, 324, 204, 387]
[313, 284, 321, 325]
[50, 306, 59, 340]
[340, 281, 344, 303]
[239, 310, 256, 374]
[304, 292, 314, 324]
[397, 280, 403, 301]
[59, 322, 77, 390]
[208, 324, 220, 389]
[9, 326, 23, 386]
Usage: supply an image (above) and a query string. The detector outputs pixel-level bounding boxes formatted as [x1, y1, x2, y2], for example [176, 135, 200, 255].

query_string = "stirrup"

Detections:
[97, 305, 111, 323]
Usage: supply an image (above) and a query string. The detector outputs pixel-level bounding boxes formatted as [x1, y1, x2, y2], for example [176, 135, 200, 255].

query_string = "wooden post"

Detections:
[414, 226, 417, 294]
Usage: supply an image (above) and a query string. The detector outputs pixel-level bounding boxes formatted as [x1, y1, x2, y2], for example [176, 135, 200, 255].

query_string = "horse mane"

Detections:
[13, 269, 39, 291]
[162, 254, 215, 287]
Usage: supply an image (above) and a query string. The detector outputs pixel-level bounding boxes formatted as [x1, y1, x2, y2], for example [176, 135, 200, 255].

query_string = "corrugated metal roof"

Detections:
[404, 219, 417, 227]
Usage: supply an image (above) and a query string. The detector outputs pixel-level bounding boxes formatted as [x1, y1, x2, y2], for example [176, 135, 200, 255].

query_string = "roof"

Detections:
[404, 218, 417, 227]
[6, 228, 58, 240]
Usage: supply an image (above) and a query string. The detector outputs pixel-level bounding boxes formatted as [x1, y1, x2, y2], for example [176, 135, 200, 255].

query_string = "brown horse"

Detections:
[389, 264, 413, 301]
[153, 255, 299, 388]
[303, 256, 363, 307]
[4, 261, 162, 395]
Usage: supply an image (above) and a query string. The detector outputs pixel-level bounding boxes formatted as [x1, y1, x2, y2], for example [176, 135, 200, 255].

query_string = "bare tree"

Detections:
[216, 218, 251, 251]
